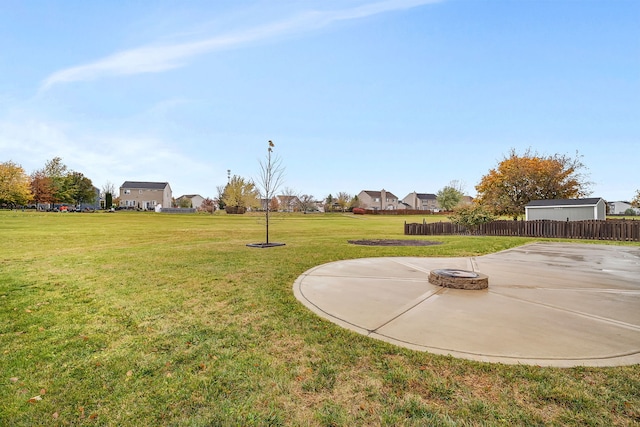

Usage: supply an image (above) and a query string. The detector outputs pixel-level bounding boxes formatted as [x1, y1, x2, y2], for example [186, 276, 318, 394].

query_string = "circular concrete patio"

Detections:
[293, 242, 640, 367]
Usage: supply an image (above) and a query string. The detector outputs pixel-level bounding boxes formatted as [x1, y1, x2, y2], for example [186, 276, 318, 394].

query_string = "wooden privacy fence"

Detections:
[360, 209, 440, 215]
[404, 219, 640, 242]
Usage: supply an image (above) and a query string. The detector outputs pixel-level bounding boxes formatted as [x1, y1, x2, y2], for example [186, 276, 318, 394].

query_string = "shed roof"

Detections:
[525, 198, 603, 208]
[121, 181, 169, 190]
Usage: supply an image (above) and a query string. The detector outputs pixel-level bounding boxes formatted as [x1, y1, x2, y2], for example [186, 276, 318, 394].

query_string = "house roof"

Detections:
[416, 193, 437, 200]
[177, 194, 202, 199]
[121, 181, 169, 190]
[362, 190, 399, 199]
[525, 198, 604, 208]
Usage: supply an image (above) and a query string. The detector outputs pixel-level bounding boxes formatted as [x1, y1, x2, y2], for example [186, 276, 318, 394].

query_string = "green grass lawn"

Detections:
[1, 210, 638, 426]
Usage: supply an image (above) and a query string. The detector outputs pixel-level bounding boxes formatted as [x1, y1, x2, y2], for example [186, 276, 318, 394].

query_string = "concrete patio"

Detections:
[293, 242, 640, 367]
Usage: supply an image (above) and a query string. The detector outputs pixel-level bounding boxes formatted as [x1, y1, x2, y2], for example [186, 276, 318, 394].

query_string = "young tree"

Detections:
[215, 185, 227, 210]
[475, 148, 591, 219]
[436, 181, 465, 211]
[255, 140, 285, 244]
[336, 192, 352, 212]
[43, 157, 71, 204]
[280, 187, 298, 212]
[0, 161, 32, 207]
[199, 197, 216, 213]
[297, 194, 316, 213]
[324, 194, 334, 212]
[101, 181, 116, 196]
[102, 181, 116, 209]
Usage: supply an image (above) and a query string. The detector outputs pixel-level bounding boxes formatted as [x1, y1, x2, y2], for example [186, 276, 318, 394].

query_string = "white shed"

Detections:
[525, 198, 606, 221]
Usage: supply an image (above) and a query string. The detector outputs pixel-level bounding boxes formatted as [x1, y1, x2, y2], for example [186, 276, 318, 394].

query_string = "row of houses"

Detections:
[117, 182, 639, 218]
[359, 191, 639, 218]
[116, 183, 462, 212]
[357, 189, 472, 211]
[117, 181, 301, 211]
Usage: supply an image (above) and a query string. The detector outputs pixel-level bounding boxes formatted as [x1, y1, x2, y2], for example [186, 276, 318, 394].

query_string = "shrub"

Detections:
[448, 204, 496, 230]
[225, 206, 246, 214]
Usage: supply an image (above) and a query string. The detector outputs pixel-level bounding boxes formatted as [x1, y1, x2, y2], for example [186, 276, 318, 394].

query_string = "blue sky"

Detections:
[1, 0, 638, 202]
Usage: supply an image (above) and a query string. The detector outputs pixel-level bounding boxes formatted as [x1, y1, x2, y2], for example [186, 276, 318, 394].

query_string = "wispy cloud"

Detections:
[40, 0, 442, 90]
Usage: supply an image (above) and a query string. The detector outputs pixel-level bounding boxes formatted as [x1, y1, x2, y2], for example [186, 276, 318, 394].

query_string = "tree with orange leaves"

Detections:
[475, 148, 591, 219]
[632, 190, 640, 208]
[30, 169, 55, 207]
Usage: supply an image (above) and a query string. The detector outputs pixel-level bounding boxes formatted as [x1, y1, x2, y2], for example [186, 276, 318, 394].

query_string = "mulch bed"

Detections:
[348, 239, 442, 247]
[246, 242, 286, 248]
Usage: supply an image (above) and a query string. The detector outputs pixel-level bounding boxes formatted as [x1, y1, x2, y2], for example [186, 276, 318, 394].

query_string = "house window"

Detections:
[124, 189, 130, 194]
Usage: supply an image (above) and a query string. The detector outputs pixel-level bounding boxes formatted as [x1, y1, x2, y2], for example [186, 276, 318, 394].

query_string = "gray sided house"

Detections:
[525, 198, 606, 221]
[119, 181, 172, 210]
[357, 189, 400, 210]
[402, 192, 439, 211]
[79, 186, 101, 210]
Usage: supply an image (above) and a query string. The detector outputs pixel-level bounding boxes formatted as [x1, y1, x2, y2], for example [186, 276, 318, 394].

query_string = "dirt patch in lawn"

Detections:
[348, 239, 443, 247]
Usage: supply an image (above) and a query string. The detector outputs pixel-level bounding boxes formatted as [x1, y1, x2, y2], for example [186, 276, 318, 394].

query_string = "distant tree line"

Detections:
[0, 157, 97, 209]
[4, 148, 625, 222]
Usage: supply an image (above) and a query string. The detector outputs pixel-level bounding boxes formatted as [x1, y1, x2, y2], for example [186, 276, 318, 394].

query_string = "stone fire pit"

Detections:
[428, 269, 488, 290]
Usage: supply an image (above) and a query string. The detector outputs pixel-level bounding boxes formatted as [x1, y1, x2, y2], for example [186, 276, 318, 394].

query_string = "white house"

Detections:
[525, 198, 606, 221]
